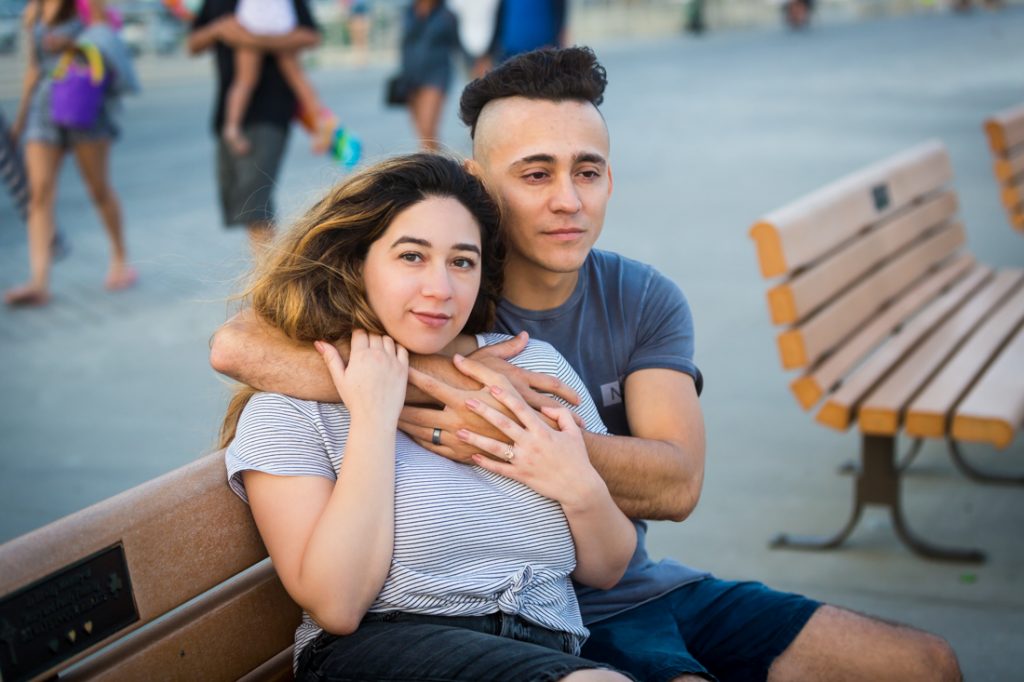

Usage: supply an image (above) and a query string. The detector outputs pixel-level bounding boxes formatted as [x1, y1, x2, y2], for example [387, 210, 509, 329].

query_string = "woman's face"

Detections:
[363, 196, 483, 355]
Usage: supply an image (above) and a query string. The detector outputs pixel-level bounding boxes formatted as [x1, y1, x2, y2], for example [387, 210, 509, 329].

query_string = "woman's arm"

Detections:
[452, 354, 636, 588]
[241, 332, 408, 634]
[12, 3, 40, 138]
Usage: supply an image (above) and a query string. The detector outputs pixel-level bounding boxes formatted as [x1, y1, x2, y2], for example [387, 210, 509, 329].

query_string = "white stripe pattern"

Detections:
[226, 335, 609, 661]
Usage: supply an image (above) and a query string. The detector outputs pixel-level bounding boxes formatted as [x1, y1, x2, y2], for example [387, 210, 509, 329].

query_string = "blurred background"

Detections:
[1, 1, 1022, 678]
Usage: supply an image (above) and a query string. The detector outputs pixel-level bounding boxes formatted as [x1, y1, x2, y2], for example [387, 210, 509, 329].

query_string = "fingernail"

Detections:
[466, 399, 480, 409]
[489, 385, 502, 396]
[313, 341, 325, 353]
[453, 353, 464, 363]
[456, 429, 469, 440]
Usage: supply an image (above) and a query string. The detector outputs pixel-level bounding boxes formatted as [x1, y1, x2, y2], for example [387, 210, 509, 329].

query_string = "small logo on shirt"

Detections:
[600, 381, 623, 407]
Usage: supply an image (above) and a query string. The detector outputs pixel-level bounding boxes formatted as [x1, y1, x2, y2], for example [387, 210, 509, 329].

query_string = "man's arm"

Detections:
[210, 310, 341, 400]
[210, 311, 575, 409]
[583, 369, 705, 522]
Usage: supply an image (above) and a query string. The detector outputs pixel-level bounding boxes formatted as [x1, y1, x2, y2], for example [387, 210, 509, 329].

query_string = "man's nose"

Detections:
[549, 175, 583, 213]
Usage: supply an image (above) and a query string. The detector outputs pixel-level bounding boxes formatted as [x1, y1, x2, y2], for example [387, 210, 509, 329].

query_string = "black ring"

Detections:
[432, 427, 442, 446]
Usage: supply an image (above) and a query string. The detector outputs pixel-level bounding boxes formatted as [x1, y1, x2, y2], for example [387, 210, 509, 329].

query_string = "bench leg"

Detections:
[772, 435, 985, 562]
[837, 436, 922, 475]
[947, 438, 1024, 486]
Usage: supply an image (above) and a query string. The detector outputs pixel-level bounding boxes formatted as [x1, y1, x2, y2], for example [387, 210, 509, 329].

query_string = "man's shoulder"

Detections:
[585, 249, 673, 292]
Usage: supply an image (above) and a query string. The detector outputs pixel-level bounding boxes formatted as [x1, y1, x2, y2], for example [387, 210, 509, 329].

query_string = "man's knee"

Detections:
[771, 605, 961, 681]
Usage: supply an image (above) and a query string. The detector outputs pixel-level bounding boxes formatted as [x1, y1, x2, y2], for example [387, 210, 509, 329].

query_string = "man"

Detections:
[210, 47, 960, 682]
[187, 0, 319, 252]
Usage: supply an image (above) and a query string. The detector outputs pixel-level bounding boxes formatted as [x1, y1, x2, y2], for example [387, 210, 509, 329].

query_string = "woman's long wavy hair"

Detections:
[218, 153, 505, 449]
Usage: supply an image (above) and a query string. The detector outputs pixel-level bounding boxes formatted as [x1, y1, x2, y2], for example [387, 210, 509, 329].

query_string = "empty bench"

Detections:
[0, 451, 300, 682]
[748, 139, 1024, 563]
[984, 102, 1024, 233]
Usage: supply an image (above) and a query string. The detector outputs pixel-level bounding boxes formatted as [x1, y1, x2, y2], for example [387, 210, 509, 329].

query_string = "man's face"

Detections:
[472, 97, 612, 278]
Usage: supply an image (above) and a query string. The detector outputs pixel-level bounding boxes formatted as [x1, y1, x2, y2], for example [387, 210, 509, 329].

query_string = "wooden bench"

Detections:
[0, 451, 300, 682]
[748, 139, 1024, 563]
[984, 103, 1024, 233]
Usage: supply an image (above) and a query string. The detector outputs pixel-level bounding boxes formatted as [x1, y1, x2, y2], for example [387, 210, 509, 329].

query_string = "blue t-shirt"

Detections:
[493, 248, 708, 624]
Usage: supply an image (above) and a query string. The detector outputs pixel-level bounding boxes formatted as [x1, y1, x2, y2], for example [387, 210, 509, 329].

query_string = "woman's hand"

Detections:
[315, 329, 408, 424]
[453, 355, 603, 510]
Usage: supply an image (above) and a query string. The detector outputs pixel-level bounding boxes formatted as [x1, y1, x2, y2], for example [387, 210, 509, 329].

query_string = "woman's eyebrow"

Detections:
[390, 236, 431, 248]
[390, 236, 480, 255]
[453, 243, 481, 255]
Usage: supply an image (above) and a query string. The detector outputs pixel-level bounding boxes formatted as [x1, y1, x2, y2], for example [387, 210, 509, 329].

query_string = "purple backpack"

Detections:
[50, 44, 107, 129]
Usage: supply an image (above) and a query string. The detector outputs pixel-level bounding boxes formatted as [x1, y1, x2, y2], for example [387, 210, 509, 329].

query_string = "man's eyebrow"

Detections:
[511, 154, 556, 168]
[509, 153, 607, 168]
[574, 152, 607, 167]
[390, 236, 480, 255]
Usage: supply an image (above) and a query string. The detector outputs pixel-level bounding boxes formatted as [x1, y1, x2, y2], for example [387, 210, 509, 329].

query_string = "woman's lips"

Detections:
[412, 311, 451, 328]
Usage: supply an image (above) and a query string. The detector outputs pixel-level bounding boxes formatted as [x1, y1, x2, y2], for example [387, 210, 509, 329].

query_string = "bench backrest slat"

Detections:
[776, 220, 966, 370]
[984, 104, 1024, 234]
[750, 140, 952, 278]
[814, 265, 992, 431]
[953, 324, 1024, 449]
[0, 451, 276, 678]
[906, 278, 1024, 439]
[984, 103, 1024, 155]
[857, 270, 1024, 434]
[766, 190, 958, 325]
[790, 254, 977, 410]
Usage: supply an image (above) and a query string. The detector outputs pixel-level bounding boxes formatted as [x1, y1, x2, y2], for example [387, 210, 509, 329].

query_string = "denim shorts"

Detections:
[296, 611, 632, 682]
[580, 578, 821, 682]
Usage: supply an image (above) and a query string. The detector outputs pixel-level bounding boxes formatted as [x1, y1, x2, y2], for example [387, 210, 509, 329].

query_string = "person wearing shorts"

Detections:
[210, 47, 964, 681]
[188, 0, 320, 252]
[5, 0, 134, 307]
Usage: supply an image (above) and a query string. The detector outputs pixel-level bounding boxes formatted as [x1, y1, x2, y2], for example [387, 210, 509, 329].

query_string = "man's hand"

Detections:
[467, 332, 581, 410]
[399, 364, 515, 464]
[399, 352, 581, 464]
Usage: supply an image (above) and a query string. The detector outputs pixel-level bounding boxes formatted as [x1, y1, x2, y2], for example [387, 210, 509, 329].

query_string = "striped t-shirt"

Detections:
[226, 334, 609, 662]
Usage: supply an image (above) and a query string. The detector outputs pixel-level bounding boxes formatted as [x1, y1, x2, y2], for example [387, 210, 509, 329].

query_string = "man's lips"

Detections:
[411, 311, 451, 328]
[543, 228, 586, 241]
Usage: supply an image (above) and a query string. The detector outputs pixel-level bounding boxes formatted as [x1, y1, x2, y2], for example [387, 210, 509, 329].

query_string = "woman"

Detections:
[221, 153, 637, 681]
[6, 0, 135, 307]
[399, 0, 458, 150]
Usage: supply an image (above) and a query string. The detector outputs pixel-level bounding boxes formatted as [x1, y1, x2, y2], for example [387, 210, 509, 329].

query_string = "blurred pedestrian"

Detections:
[5, 0, 134, 308]
[188, 0, 321, 253]
[223, 0, 336, 157]
[448, 0, 500, 78]
[343, 0, 370, 66]
[494, 0, 566, 63]
[399, 0, 458, 151]
[1, 109, 70, 261]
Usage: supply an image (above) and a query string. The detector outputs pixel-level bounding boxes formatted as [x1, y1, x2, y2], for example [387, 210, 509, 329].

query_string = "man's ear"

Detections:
[607, 165, 614, 197]
[464, 157, 483, 178]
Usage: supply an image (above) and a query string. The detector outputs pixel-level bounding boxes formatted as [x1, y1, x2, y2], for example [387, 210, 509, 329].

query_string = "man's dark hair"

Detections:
[459, 47, 608, 139]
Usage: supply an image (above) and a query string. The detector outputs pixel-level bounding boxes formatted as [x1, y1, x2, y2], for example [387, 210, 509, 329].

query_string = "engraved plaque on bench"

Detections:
[872, 183, 891, 212]
[0, 544, 139, 682]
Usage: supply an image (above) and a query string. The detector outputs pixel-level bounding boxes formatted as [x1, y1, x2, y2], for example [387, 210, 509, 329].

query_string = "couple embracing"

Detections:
[211, 47, 960, 682]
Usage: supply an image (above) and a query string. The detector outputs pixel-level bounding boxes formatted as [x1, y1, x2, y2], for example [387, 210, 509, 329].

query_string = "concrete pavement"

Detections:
[1, 8, 1022, 679]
